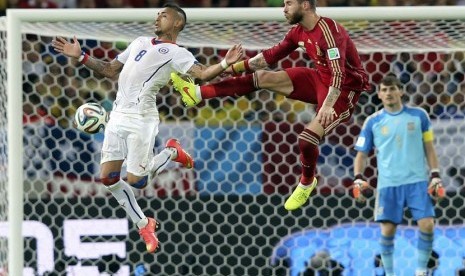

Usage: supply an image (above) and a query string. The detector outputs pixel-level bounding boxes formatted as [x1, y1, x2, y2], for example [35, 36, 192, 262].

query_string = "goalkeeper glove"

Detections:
[428, 170, 445, 204]
[353, 174, 370, 203]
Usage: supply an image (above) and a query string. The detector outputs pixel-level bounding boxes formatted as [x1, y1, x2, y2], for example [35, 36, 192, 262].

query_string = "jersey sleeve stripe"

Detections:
[319, 20, 337, 47]
[319, 20, 343, 89]
[330, 60, 342, 88]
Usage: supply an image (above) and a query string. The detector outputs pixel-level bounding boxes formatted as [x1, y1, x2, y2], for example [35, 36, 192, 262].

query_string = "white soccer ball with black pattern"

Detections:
[73, 103, 109, 134]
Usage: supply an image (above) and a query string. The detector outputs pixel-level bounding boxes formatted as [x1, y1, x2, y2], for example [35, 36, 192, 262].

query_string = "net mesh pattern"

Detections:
[1, 18, 465, 51]
[0, 18, 7, 274]
[0, 16, 465, 275]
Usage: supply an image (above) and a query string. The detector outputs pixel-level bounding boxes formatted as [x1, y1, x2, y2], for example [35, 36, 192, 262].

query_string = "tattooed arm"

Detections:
[322, 86, 341, 109]
[248, 53, 268, 70]
[186, 62, 221, 82]
[81, 58, 123, 78]
[229, 53, 268, 75]
[317, 86, 341, 128]
[52, 36, 123, 78]
[187, 44, 243, 81]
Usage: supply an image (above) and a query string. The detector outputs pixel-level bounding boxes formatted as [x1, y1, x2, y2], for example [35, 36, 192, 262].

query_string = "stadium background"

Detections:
[1, 5, 465, 276]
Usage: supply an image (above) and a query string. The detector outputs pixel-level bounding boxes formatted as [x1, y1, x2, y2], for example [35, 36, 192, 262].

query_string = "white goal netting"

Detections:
[0, 16, 7, 275]
[1, 7, 465, 276]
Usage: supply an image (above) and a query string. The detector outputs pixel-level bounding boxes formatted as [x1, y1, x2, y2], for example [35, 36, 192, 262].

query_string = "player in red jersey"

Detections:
[171, 0, 370, 211]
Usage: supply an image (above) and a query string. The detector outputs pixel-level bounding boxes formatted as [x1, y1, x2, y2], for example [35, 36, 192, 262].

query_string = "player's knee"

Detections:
[380, 222, 397, 236]
[100, 171, 121, 186]
[418, 218, 435, 233]
[127, 175, 148, 190]
[256, 70, 288, 88]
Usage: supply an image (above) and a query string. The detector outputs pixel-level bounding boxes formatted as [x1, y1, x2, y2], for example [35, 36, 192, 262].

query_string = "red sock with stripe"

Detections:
[200, 73, 257, 99]
[298, 128, 321, 185]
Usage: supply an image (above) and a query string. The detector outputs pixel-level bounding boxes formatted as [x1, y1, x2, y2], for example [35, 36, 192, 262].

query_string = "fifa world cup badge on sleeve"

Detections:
[327, 48, 340, 60]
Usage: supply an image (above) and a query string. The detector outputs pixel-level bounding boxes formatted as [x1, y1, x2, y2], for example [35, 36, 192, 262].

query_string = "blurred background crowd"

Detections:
[1, 0, 465, 15]
[1, 3, 464, 275]
[2, 0, 465, 135]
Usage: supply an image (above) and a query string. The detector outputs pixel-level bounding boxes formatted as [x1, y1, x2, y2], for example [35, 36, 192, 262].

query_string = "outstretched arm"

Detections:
[248, 53, 269, 70]
[52, 36, 123, 78]
[228, 53, 268, 75]
[187, 43, 243, 81]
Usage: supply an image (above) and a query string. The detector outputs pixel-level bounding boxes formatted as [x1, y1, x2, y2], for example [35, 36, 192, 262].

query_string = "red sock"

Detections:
[298, 129, 321, 185]
[200, 74, 257, 99]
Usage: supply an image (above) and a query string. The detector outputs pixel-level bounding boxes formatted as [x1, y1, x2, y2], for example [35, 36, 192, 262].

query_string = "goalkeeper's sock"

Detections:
[298, 129, 320, 185]
[417, 231, 433, 271]
[380, 234, 395, 275]
[201, 73, 256, 99]
[106, 179, 146, 225]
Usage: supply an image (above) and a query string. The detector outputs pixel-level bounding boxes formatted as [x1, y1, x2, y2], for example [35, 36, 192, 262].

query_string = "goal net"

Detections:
[1, 6, 465, 275]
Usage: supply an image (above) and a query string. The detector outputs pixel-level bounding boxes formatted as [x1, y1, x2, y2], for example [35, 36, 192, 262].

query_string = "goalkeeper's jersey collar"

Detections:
[383, 105, 405, 116]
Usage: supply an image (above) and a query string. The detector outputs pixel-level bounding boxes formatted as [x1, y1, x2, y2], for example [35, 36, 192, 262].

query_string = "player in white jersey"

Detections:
[52, 3, 243, 254]
[352, 75, 444, 276]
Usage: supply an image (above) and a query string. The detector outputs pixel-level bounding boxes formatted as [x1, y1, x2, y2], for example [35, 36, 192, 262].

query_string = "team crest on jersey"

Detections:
[158, 47, 169, 54]
[327, 47, 340, 60]
[298, 41, 305, 49]
[407, 122, 415, 131]
[315, 43, 323, 56]
[381, 126, 389, 135]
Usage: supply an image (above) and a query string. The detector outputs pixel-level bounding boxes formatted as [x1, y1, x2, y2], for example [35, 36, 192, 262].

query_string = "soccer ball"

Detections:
[73, 103, 109, 134]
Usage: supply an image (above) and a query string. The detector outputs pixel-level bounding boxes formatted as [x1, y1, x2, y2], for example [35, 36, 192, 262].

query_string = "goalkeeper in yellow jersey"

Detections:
[353, 75, 444, 276]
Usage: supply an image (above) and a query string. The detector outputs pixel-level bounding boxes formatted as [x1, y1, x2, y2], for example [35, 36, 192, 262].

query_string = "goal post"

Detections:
[6, 10, 23, 276]
[2, 6, 465, 275]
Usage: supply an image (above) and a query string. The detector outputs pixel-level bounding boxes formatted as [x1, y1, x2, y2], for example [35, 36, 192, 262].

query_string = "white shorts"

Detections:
[101, 111, 159, 177]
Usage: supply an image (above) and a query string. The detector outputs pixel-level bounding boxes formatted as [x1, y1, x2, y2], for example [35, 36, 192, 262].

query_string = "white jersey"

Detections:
[113, 36, 197, 114]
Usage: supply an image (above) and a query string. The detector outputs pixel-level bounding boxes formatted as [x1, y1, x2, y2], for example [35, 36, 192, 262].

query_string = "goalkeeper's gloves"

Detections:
[428, 169, 445, 204]
[352, 174, 370, 203]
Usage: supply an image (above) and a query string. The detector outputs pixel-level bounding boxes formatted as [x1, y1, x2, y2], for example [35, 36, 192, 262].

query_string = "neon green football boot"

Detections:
[284, 178, 318, 211]
[170, 73, 201, 107]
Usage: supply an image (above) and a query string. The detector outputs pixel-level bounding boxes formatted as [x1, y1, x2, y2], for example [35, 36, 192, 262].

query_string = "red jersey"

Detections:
[262, 17, 370, 92]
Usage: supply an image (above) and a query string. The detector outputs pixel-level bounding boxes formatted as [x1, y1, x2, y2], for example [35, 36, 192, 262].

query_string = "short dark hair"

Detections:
[298, 0, 316, 10]
[380, 74, 402, 89]
[163, 3, 187, 31]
